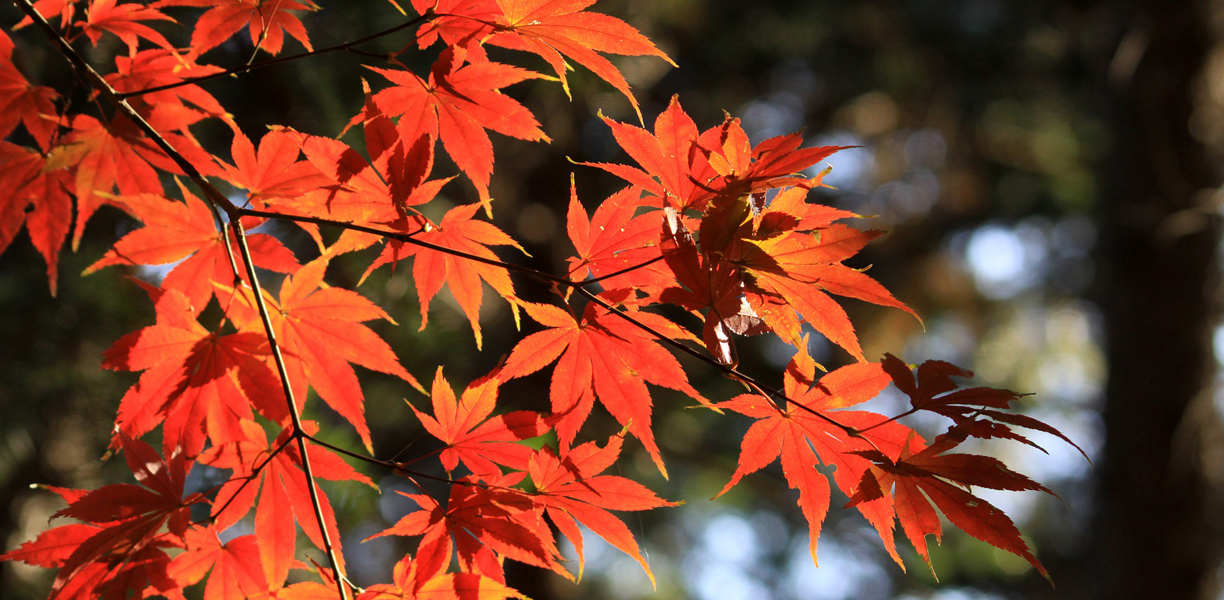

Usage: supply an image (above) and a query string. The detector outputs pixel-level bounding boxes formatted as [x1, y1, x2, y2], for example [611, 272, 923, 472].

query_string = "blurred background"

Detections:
[2, 0, 1222, 598]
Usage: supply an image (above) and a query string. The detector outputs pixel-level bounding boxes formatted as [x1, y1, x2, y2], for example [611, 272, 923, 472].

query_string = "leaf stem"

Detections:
[209, 202, 244, 286]
[204, 435, 294, 523]
[856, 407, 919, 435]
[574, 255, 666, 287]
[234, 206, 573, 285]
[115, 13, 430, 99]
[303, 433, 519, 493]
[572, 286, 861, 437]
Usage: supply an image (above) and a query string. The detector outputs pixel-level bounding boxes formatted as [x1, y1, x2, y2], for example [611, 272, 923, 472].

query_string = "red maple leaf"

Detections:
[104, 50, 230, 133]
[565, 182, 670, 292]
[406, 368, 548, 478]
[482, 0, 674, 118]
[65, 114, 166, 247]
[737, 226, 889, 362]
[847, 431, 1053, 579]
[0, 30, 60, 151]
[365, 203, 523, 349]
[13, 0, 82, 29]
[160, 0, 318, 57]
[527, 434, 678, 585]
[372, 478, 566, 582]
[0, 524, 101, 570]
[588, 96, 850, 211]
[408, 1, 674, 117]
[64, 114, 217, 249]
[167, 527, 269, 600]
[500, 298, 708, 476]
[407, 0, 500, 50]
[697, 115, 848, 199]
[84, 184, 300, 313]
[582, 96, 716, 211]
[367, 46, 547, 207]
[0, 142, 73, 295]
[880, 354, 1083, 451]
[715, 344, 920, 566]
[269, 98, 449, 249]
[79, 0, 177, 55]
[202, 419, 375, 588]
[665, 179, 915, 362]
[658, 204, 766, 365]
[1, 433, 204, 600]
[102, 284, 289, 456]
[217, 128, 331, 207]
[221, 256, 424, 451]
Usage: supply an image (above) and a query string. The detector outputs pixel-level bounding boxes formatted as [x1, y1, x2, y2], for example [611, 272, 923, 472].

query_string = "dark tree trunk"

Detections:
[1088, 0, 1222, 598]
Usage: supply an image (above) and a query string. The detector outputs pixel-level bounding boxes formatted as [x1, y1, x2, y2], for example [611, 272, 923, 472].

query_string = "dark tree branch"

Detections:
[303, 433, 524, 494]
[115, 13, 430, 99]
[203, 436, 294, 523]
[229, 217, 351, 599]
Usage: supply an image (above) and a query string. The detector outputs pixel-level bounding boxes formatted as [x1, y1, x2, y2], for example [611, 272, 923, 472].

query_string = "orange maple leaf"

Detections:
[85, 184, 299, 312]
[223, 256, 425, 451]
[407, 368, 548, 478]
[716, 344, 920, 567]
[365, 203, 523, 349]
[528, 434, 678, 585]
[159, 0, 318, 57]
[501, 298, 707, 477]
[367, 47, 547, 207]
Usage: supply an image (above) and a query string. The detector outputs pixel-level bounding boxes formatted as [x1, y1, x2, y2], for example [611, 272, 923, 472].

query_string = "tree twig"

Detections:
[234, 206, 572, 285]
[303, 433, 524, 494]
[204, 436, 295, 523]
[230, 217, 352, 600]
[115, 13, 430, 99]
[571, 286, 861, 437]
[574, 255, 666, 287]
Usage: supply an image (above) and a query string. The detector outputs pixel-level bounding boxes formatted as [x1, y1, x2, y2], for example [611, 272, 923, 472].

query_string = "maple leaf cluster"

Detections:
[1, 1, 1076, 598]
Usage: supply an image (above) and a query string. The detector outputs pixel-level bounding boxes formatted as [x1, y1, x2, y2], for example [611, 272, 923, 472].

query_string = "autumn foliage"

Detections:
[0, 1, 1076, 598]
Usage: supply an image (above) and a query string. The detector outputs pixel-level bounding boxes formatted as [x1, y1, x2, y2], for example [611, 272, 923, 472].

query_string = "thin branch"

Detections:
[303, 433, 521, 493]
[237, 207, 422, 241]
[573, 255, 666, 287]
[116, 13, 430, 99]
[346, 47, 392, 60]
[207, 198, 244, 285]
[234, 206, 572, 285]
[391, 446, 443, 470]
[572, 286, 861, 438]
[230, 217, 351, 600]
[205, 436, 295, 523]
[856, 407, 919, 435]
